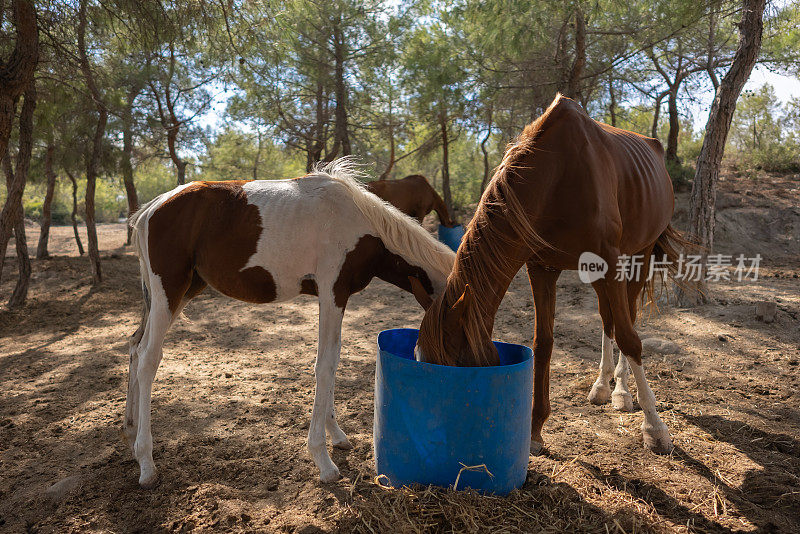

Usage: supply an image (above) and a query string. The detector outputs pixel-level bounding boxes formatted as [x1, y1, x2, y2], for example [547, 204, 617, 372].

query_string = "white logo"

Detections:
[578, 252, 608, 284]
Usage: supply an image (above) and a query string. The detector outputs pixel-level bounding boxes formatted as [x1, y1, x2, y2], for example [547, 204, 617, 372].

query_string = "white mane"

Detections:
[313, 158, 455, 278]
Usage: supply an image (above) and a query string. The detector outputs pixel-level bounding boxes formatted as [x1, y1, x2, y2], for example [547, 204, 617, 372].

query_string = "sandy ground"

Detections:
[1, 172, 799, 533]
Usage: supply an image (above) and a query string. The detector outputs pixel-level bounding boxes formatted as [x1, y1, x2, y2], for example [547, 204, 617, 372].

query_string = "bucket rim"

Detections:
[377, 328, 532, 372]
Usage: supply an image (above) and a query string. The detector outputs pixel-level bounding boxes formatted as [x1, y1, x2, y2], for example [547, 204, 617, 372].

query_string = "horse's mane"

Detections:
[313, 158, 456, 279]
[421, 95, 565, 366]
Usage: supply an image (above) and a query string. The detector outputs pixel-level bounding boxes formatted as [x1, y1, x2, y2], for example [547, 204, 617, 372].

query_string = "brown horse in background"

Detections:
[367, 174, 455, 226]
[412, 94, 685, 457]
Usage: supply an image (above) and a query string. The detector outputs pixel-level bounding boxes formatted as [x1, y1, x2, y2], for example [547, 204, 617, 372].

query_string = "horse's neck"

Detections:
[451, 207, 530, 335]
[375, 243, 447, 295]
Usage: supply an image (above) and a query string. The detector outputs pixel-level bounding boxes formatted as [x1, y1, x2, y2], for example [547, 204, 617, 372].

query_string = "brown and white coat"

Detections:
[125, 160, 455, 488]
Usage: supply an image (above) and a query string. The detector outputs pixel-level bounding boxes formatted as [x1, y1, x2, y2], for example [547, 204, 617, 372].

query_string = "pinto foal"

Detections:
[125, 160, 455, 488]
[413, 94, 684, 455]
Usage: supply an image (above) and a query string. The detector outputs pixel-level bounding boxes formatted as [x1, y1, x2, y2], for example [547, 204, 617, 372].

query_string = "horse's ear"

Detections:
[449, 284, 473, 323]
[408, 276, 433, 310]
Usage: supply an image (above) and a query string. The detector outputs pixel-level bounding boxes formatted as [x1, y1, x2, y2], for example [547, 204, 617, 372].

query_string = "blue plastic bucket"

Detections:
[438, 224, 465, 251]
[374, 328, 533, 495]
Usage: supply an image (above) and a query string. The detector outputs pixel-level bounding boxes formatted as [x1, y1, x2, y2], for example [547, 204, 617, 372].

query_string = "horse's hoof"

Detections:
[139, 471, 159, 490]
[612, 392, 634, 412]
[587, 384, 611, 405]
[643, 426, 673, 454]
[332, 437, 354, 450]
[319, 465, 341, 483]
[530, 440, 545, 456]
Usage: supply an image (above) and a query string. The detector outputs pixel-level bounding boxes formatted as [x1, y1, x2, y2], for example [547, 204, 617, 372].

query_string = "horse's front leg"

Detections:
[527, 264, 560, 455]
[308, 294, 345, 482]
[603, 270, 672, 453]
[326, 396, 353, 450]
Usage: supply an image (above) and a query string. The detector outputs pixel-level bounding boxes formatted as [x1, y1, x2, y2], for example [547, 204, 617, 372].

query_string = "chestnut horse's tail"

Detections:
[643, 224, 695, 308]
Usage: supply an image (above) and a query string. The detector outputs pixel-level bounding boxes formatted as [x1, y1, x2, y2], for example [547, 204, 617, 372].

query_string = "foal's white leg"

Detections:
[308, 296, 344, 482]
[611, 351, 634, 411]
[123, 307, 148, 452]
[133, 288, 172, 489]
[326, 396, 353, 450]
[122, 342, 140, 452]
[588, 331, 614, 405]
[626, 358, 672, 453]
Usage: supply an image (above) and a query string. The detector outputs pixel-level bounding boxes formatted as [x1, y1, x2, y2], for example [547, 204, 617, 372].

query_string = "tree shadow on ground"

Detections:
[578, 413, 800, 533]
[680, 413, 800, 531]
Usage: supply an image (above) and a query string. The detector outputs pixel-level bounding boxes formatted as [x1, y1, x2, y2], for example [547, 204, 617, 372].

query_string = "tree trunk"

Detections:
[608, 77, 617, 127]
[0, 0, 38, 283]
[66, 170, 84, 255]
[565, 6, 586, 101]
[0, 0, 38, 160]
[665, 86, 680, 166]
[331, 20, 351, 157]
[0, 82, 35, 286]
[309, 80, 325, 170]
[680, 0, 766, 305]
[439, 111, 453, 218]
[379, 121, 395, 180]
[651, 90, 667, 140]
[121, 90, 140, 245]
[166, 127, 187, 185]
[36, 143, 56, 258]
[253, 129, 262, 180]
[480, 123, 492, 192]
[85, 110, 107, 284]
[78, 0, 106, 283]
[4, 155, 30, 307]
[9, 198, 30, 307]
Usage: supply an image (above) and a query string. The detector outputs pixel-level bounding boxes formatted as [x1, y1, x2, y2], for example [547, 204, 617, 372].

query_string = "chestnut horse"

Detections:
[412, 94, 683, 456]
[126, 160, 455, 487]
[367, 174, 455, 226]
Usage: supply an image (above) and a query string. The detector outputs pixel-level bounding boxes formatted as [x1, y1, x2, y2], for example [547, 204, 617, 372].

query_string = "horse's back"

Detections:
[594, 123, 674, 251]
[367, 175, 433, 217]
[513, 96, 674, 260]
[144, 176, 371, 303]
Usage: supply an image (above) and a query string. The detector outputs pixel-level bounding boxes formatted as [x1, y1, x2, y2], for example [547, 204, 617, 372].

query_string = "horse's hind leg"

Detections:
[588, 284, 614, 405]
[132, 270, 190, 488]
[122, 299, 148, 452]
[612, 253, 652, 412]
[601, 253, 672, 453]
[611, 347, 633, 411]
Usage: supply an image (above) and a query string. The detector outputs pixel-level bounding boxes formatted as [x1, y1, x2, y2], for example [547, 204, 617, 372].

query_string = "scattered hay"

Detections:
[332, 465, 665, 534]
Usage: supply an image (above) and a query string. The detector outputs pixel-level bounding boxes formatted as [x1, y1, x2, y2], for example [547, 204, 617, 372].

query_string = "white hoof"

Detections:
[332, 436, 353, 450]
[643, 424, 673, 454]
[530, 440, 544, 456]
[612, 391, 634, 412]
[588, 383, 611, 405]
[319, 464, 341, 483]
[139, 468, 159, 489]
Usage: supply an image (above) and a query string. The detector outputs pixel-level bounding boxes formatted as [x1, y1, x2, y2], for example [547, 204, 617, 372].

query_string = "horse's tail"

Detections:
[127, 196, 160, 357]
[314, 158, 455, 278]
[644, 223, 697, 308]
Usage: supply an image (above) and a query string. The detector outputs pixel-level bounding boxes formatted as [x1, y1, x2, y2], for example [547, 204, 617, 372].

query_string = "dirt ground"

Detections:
[1, 171, 799, 533]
